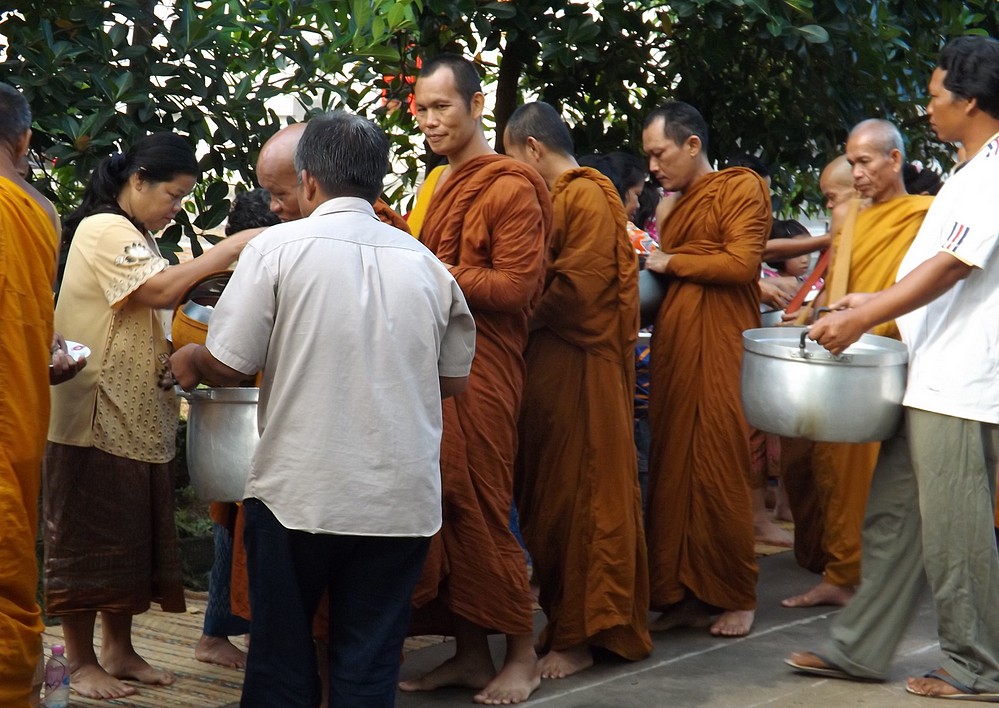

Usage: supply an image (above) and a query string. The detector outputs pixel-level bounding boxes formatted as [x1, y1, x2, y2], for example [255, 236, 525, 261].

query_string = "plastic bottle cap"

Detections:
[52, 645, 65, 655]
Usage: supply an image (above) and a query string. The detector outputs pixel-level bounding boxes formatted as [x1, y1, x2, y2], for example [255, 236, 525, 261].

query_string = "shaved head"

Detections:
[505, 101, 574, 156]
[849, 119, 905, 162]
[257, 122, 307, 221]
[819, 154, 855, 210]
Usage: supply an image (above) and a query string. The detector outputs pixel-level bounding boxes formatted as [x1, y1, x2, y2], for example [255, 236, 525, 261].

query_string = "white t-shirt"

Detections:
[206, 197, 475, 536]
[895, 136, 999, 424]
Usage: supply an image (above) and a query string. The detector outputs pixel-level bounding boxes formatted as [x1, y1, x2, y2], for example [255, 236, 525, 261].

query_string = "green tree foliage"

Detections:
[1, 0, 997, 248]
[0, 0, 423, 258]
[411, 0, 998, 214]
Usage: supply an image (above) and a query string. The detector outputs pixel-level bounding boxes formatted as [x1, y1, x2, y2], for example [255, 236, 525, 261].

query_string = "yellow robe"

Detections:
[0, 177, 58, 706]
[646, 168, 770, 611]
[514, 168, 651, 659]
[811, 195, 932, 587]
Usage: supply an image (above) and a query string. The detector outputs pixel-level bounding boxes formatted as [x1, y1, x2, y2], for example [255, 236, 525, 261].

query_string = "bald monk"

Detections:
[398, 54, 551, 706]
[503, 101, 652, 679]
[641, 101, 770, 638]
[782, 119, 932, 609]
[0, 83, 84, 706]
[198, 121, 411, 676]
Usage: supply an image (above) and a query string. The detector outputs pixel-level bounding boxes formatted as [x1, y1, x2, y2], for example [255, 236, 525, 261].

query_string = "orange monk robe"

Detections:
[409, 154, 551, 636]
[514, 168, 651, 659]
[810, 195, 932, 588]
[646, 168, 770, 612]
[227, 200, 411, 624]
[0, 177, 58, 705]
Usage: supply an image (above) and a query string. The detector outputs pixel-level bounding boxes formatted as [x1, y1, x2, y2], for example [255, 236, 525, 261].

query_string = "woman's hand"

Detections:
[49, 333, 87, 385]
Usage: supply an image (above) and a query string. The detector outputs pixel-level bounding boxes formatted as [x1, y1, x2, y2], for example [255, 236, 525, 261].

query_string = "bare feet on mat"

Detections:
[398, 654, 495, 693]
[70, 663, 139, 699]
[782, 581, 855, 608]
[195, 634, 247, 668]
[649, 598, 713, 632]
[473, 654, 541, 705]
[710, 609, 755, 637]
[102, 650, 175, 686]
[539, 645, 594, 679]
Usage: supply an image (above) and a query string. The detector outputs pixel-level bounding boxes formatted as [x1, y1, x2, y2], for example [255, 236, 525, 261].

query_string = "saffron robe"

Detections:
[0, 177, 57, 706]
[809, 195, 932, 587]
[515, 168, 651, 659]
[646, 168, 770, 612]
[409, 154, 551, 636]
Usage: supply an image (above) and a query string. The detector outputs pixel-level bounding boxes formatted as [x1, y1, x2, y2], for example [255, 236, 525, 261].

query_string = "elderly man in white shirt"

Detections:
[171, 111, 476, 707]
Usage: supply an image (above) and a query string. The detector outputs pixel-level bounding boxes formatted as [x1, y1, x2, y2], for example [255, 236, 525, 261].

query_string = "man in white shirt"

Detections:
[786, 36, 999, 701]
[171, 111, 476, 706]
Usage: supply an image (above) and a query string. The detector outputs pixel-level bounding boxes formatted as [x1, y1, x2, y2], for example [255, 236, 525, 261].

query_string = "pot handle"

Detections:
[800, 307, 835, 352]
[174, 386, 215, 400]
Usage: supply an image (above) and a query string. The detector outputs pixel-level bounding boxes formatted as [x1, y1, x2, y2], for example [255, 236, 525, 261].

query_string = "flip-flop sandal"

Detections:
[906, 669, 999, 702]
[784, 652, 882, 682]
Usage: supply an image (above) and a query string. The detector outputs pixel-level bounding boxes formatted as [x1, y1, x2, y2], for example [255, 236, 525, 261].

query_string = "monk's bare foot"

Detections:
[473, 654, 540, 705]
[754, 517, 794, 547]
[710, 609, 755, 637]
[782, 581, 855, 608]
[102, 650, 174, 687]
[905, 669, 969, 698]
[649, 599, 713, 632]
[539, 645, 594, 679]
[195, 634, 247, 668]
[398, 654, 494, 693]
[70, 663, 138, 700]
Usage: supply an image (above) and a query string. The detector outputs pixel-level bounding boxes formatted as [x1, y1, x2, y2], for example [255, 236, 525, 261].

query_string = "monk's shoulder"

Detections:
[559, 174, 617, 219]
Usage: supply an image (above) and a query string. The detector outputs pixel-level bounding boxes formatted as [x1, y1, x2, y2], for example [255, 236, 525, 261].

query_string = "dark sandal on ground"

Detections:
[784, 652, 883, 682]
[906, 669, 999, 702]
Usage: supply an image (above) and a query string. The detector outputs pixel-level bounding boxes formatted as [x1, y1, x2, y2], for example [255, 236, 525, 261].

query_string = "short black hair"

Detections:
[940, 36, 999, 119]
[0, 83, 31, 147]
[726, 154, 770, 180]
[295, 111, 389, 203]
[643, 101, 710, 155]
[578, 152, 646, 204]
[505, 101, 574, 156]
[418, 53, 482, 107]
[226, 188, 280, 234]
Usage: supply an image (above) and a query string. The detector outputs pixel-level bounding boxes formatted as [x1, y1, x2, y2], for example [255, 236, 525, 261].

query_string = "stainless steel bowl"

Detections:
[180, 387, 259, 501]
[741, 327, 908, 442]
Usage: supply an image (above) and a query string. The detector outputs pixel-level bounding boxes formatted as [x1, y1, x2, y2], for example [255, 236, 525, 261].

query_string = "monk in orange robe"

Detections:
[642, 101, 770, 638]
[398, 55, 551, 706]
[503, 102, 652, 680]
[0, 83, 77, 707]
[782, 120, 932, 608]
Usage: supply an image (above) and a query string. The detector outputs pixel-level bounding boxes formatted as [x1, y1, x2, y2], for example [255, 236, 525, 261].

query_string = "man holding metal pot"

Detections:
[787, 35, 999, 702]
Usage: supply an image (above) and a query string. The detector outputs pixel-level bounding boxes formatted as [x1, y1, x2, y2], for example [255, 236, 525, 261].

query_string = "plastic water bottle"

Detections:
[42, 645, 70, 708]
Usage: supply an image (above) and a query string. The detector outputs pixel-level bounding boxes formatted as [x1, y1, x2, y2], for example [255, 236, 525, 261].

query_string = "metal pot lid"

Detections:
[742, 326, 909, 366]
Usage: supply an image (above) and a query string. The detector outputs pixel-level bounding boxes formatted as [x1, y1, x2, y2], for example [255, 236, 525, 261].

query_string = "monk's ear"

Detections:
[526, 136, 543, 160]
[469, 91, 485, 121]
[685, 134, 703, 157]
[14, 129, 31, 160]
[889, 148, 903, 171]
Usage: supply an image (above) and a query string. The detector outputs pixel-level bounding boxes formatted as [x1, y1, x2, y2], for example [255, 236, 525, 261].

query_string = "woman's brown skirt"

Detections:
[43, 442, 186, 616]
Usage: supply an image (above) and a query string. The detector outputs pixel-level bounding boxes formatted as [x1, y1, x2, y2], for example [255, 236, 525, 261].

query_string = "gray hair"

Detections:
[294, 111, 389, 203]
[0, 83, 31, 147]
[850, 119, 906, 163]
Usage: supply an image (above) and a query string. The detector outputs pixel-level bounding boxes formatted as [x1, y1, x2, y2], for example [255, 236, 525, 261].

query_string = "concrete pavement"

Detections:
[396, 551, 942, 707]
